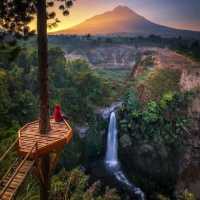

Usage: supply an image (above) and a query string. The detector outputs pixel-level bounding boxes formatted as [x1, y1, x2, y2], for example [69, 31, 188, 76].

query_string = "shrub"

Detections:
[119, 91, 189, 146]
[50, 168, 120, 200]
[143, 68, 181, 100]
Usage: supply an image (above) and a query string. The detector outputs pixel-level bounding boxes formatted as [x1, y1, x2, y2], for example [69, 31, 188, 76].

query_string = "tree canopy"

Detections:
[0, 0, 75, 37]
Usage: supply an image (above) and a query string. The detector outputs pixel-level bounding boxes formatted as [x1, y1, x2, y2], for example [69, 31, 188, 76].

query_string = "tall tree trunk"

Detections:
[37, 1, 51, 200]
[37, 0, 50, 135]
[40, 155, 50, 200]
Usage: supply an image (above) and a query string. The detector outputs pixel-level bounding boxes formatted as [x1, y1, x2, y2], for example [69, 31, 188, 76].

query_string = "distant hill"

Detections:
[53, 6, 200, 39]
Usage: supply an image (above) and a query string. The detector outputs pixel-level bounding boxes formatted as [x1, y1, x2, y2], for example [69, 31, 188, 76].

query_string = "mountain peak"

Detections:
[113, 5, 134, 13]
[53, 5, 200, 39]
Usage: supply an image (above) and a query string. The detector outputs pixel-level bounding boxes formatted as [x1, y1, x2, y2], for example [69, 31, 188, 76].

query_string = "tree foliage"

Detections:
[0, 45, 110, 139]
[119, 90, 190, 147]
[0, 0, 75, 36]
[61, 59, 110, 122]
[50, 168, 120, 200]
[137, 68, 181, 103]
[118, 90, 192, 198]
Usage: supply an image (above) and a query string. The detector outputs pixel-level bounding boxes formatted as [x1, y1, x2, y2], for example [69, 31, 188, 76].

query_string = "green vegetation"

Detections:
[119, 90, 190, 146]
[143, 68, 181, 100]
[95, 69, 130, 82]
[118, 87, 192, 198]
[116, 56, 194, 199]
[0, 43, 111, 154]
[61, 60, 110, 122]
[0, 45, 111, 139]
[0, 44, 119, 200]
[16, 168, 120, 200]
[0, 37, 198, 200]
[172, 38, 200, 62]
[50, 168, 120, 200]
[95, 68, 131, 101]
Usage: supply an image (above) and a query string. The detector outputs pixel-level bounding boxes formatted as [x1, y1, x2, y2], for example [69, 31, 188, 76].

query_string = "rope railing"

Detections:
[0, 158, 19, 183]
[0, 138, 18, 163]
[0, 142, 37, 198]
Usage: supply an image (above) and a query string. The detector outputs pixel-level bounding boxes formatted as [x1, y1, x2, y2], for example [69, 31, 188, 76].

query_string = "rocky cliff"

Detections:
[65, 45, 137, 69]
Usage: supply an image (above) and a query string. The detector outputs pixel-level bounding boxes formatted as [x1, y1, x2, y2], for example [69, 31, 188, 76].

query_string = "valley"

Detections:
[54, 37, 200, 92]
[57, 38, 200, 200]
[64, 44, 136, 70]
[1, 35, 200, 199]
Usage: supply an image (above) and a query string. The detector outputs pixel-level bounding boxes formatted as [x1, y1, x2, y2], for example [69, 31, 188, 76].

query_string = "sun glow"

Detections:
[29, 1, 110, 33]
[29, 17, 82, 33]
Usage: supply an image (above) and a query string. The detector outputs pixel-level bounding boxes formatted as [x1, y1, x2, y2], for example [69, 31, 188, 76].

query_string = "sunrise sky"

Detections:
[30, 0, 200, 32]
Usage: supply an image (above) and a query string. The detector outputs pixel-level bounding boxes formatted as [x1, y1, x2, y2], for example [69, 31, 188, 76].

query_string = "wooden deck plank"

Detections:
[20, 135, 61, 140]
[19, 141, 50, 147]
[27, 132, 68, 138]
[19, 138, 60, 144]
[18, 118, 72, 157]
[21, 130, 68, 137]
[19, 141, 63, 151]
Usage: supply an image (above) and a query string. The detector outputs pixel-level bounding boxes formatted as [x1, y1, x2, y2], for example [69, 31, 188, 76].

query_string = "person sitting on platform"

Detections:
[53, 104, 68, 122]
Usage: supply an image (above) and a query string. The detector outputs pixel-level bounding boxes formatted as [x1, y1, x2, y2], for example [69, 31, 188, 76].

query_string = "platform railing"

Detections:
[0, 142, 37, 198]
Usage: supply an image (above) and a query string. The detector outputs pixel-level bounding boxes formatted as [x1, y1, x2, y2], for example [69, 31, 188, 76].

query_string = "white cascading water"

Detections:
[105, 111, 145, 200]
[105, 112, 118, 167]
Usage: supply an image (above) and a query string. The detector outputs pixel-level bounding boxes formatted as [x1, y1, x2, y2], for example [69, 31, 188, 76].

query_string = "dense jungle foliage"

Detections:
[0, 38, 197, 200]
[118, 84, 192, 198]
[0, 43, 121, 200]
[0, 43, 111, 140]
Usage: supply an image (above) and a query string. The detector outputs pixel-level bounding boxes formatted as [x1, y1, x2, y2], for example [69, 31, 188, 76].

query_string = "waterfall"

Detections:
[105, 112, 145, 200]
[105, 112, 119, 167]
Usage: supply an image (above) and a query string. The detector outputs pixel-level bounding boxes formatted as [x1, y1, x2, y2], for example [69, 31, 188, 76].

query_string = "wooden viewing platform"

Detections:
[18, 118, 73, 158]
[0, 118, 73, 200]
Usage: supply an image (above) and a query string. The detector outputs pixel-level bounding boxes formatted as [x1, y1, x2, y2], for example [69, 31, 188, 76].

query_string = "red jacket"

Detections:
[53, 105, 63, 122]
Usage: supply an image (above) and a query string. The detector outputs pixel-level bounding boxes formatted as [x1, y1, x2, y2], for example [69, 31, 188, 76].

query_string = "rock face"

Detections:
[65, 45, 137, 69]
[188, 94, 200, 131]
[176, 94, 200, 199]
[180, 68, 200, 91]
[176, 143, 200, 199]
[86, 46, 136, 69]
[134, 47, 200, 91]
[96, 102, 122, 120]
[74, 125, 89, 138]
[119, 140, 180, 196]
